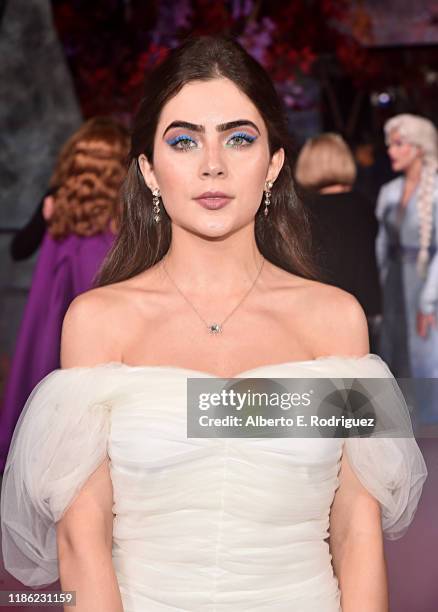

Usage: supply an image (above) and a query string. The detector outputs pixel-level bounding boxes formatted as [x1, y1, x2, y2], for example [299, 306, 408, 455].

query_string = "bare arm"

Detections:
[329, 451, 388, 612]
[317, 289, 388, 610]
[56, 459, 123, 612]
[57, 291, 123, 611]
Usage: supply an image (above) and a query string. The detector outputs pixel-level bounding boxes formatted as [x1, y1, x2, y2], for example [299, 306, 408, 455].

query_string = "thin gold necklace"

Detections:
[161, 257, 265, 334]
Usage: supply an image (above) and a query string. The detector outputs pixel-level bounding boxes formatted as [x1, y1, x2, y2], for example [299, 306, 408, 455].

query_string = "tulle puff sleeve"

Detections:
[1, 365, 119, 587]
[341, 354, 428, 540]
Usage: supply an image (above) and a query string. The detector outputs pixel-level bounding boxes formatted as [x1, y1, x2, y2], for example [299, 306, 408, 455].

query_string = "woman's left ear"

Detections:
[267, 147, 285, 183]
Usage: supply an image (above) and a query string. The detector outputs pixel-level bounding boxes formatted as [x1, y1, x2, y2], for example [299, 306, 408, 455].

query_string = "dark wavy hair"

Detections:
[96, 35, 316, 286]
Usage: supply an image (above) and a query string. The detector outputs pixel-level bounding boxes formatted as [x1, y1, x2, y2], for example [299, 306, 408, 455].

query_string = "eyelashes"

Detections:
[225, 132, 257, 148]
[166, 132, 257, 151]
[166, 134, 197, 150]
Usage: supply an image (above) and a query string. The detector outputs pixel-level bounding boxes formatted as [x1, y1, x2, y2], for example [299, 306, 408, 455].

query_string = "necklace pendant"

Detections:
[208, 323, 222, 334]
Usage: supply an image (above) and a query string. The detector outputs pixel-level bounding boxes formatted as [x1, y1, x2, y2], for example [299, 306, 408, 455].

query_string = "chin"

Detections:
[200, 221, 234, 238]
[180, 218, 235, 240]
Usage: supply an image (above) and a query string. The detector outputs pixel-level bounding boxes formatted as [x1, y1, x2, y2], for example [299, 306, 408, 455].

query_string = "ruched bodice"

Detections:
[1, 354, 428, 611]
[109, 368, 343, 610]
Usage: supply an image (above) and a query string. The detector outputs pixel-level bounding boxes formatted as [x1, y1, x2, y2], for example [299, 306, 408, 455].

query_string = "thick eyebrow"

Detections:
[163, 119, 260, 138]
[216, 120, 260, 135]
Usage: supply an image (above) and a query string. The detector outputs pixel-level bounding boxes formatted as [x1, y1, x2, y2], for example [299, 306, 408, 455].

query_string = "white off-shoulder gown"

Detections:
[1, 354, 427, 611]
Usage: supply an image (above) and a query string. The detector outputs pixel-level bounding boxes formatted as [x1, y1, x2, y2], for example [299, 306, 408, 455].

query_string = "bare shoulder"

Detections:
[318, 282, 367, 348]
[61, 266, 163, 368]
[270, 266, 369, 358]
[301, 279, 369, 358]
[61, 284, 127, 368]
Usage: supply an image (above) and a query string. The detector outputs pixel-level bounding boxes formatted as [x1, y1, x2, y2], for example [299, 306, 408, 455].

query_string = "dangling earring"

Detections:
[152, 188, 161, 223]
[263, 180, 274, 217]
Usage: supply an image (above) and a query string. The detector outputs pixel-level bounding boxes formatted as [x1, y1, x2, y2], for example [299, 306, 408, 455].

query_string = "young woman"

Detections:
[1, 37, 427, 612]
[0, 117, 128, 472]
[376, 114, 438, 423]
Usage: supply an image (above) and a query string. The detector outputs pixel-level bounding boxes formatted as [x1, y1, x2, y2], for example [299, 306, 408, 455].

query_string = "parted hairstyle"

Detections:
[47, 117, 129, 240]
[95, 35, 317, 287]
[294, 133, 357, 192]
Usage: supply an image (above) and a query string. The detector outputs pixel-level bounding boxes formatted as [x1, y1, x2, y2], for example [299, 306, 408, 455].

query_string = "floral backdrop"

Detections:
[51, 0, 379, 124]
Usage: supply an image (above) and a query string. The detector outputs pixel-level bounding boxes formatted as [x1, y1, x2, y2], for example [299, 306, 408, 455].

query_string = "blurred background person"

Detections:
[0, 117, 129, 472]
[9, 190, 60, 262]
[295, 133, 381, 349]
[376, 114, 438, 423]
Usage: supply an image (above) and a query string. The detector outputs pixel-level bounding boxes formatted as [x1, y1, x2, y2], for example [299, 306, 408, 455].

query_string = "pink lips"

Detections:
[194, 191, 232, 210]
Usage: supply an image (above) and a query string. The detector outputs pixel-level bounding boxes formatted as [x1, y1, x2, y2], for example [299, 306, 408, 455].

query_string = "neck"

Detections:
[405, 157, 423, 184]
[318, 184, 351, 194]
[160, 223, 265, 296]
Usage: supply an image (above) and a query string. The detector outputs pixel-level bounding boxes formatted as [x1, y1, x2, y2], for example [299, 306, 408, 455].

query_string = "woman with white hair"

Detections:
[376, 113, 438, 420]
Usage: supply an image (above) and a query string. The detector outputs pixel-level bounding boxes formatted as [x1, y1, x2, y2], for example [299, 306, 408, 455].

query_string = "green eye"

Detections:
[167, 134, 197, 150]
[226, 132, 257, 148]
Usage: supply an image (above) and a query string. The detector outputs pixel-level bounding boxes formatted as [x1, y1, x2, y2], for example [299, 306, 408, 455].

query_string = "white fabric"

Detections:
[1, 354, 427, 611]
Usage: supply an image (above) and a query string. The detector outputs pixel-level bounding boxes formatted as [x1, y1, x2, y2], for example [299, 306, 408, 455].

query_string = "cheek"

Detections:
[234, 148, 269, 172]
[230, 147, 270, 191]
[152, 147, 195, 199]
[400, 145, 416, 162]
[239, 158, 268, 206]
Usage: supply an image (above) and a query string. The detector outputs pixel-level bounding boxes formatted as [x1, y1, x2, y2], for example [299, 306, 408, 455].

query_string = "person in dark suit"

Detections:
[295, 133, 382, 346]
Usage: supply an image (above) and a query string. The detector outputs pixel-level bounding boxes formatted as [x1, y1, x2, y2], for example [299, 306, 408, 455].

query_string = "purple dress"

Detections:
[0, 229, 115, 472]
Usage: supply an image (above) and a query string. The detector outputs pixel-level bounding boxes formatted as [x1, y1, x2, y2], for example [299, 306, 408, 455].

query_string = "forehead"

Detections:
[388, 129, 404, 141]
[157, 78, 265, 131]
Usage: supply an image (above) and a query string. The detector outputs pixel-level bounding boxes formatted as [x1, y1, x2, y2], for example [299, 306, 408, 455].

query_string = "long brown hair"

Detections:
[48, 117, 129, 239]
[96, 35, 316, 286]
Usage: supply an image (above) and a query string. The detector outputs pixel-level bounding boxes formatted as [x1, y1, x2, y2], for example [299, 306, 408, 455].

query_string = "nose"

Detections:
[199, 143, 227, 179]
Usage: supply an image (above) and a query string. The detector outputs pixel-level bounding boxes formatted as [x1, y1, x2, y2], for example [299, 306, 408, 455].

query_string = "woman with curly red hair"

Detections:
[0, 117, 129, 472]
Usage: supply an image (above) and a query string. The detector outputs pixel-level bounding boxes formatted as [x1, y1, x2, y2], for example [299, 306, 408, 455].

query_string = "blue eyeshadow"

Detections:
[166, 134, 196, 145]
